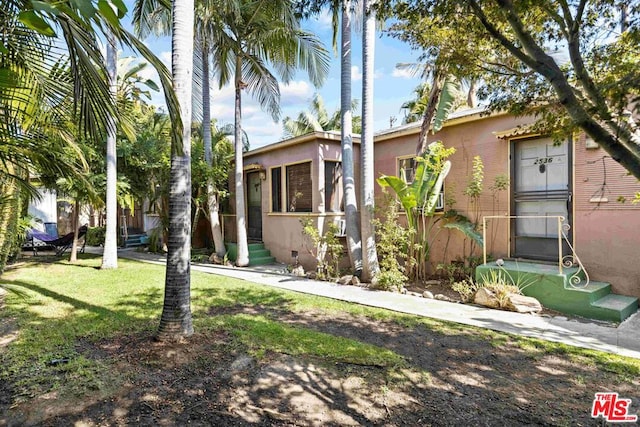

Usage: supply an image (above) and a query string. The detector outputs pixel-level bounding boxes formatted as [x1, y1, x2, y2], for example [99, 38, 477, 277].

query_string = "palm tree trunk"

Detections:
[234, 55, 250, 267]
[69, 200, 80, 263]
[360, 0, 379, 282]
[0, 176, 19, 273]
[102, 28, 118, 269]
[201, 40, 225, 257]
[158, 0, 194, 340]
[416, 68, 445, 156]
[341, 0, 362, 276]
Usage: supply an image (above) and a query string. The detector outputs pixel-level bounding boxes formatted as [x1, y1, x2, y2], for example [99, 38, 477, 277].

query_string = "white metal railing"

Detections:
[482, 215, 589, 288]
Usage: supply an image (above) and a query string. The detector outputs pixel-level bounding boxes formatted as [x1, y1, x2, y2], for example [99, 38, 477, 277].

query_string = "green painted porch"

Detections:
[476, 261, 638, 323]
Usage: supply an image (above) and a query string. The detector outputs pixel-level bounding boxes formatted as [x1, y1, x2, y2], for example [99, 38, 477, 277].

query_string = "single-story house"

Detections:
[224, 107, 639, 322]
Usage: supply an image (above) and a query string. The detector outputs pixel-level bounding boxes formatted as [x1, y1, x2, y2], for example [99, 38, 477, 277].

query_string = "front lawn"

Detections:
[1, 255, 638, 425]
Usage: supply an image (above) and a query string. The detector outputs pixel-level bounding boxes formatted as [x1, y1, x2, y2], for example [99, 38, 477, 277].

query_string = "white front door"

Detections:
[513, 137, 572, 260]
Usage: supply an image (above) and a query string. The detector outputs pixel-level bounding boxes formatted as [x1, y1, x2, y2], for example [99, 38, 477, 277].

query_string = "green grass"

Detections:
[1, 255, 639, 401]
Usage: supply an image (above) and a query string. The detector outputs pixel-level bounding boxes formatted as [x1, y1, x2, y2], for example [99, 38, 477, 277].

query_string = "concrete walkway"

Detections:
[103, 248, 640, 360]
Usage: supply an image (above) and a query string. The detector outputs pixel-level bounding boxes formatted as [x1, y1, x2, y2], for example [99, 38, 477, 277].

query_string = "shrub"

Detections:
[372, 192, 415, 292]
[452, 278, 479, 303]
[147, 227, 164, 253]
[478, 270, 521, 308]
[301, 218, 343, 280]
[86, 226, 106, 246]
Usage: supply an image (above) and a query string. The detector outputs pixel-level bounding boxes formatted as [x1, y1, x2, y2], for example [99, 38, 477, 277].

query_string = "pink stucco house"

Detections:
[222, 108, 640, 321]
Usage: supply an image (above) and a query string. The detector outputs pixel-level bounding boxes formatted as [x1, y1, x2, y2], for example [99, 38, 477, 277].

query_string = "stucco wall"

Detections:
[374, 115, 640, 298]
[573, 134, 640, 298]
[374, 114, 524, 271]
[236, 134, 359, 272]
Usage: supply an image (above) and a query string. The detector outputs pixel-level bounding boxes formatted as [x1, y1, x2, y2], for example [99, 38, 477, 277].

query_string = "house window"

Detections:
[286, 162, 312, 212]
[271, 167, 282, 212]
[398, 157, 416, 183]
[324, 161, 343, 212]
[397, 157, 445, 211]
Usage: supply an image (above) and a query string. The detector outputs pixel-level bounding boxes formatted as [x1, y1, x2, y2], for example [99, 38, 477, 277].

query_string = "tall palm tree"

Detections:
[282, 93, 361, 137]
[340, 0, 362, 275]
[195, 3, 226, 258]
[360, 0, 379, 282]
[157, 0, 194, 340]
[211, 0, 329, 266]
[102, 29, 119, 270]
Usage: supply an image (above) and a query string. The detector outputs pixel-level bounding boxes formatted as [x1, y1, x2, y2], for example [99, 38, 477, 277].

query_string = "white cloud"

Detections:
[392, 68, 415, 79]
[351, 65, 362, 81]
[159, 51, 172, 67]
[314, 10, 334, 32]
[137, 62, 158, 82]
[280, 80, 313, 106]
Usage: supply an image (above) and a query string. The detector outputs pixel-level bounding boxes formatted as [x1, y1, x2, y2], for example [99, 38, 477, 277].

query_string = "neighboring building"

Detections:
[224, 131, 359, 269]
[227, 108, 640, 316]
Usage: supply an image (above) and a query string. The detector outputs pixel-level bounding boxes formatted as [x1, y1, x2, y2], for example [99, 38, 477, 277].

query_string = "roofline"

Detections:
[374, 107, 509, 143]
[244, 131, 360, 158]
[244, 107, 508, 156]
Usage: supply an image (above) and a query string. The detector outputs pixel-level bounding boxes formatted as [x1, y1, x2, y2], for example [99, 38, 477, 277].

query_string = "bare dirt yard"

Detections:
[2, 302, 638, 426]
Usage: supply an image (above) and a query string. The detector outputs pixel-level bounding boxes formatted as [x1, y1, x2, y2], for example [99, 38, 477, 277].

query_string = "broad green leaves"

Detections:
[18, 10, 56, 36]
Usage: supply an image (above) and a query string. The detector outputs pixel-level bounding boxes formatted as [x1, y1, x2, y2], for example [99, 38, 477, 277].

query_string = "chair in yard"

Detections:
[26, 225, 88, 256]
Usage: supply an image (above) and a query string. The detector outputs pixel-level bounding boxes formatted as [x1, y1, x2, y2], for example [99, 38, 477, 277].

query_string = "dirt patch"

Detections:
[1, 306, 638, 426]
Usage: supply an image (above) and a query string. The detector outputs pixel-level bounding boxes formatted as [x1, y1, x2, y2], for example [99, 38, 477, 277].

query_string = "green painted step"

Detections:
[248, 256, 276, 266]
[225, 242, 276, 266]
[248, 249, 271, 258]
[124, 234, 148, 248]
[591, 294, 639, 323]
[476, 262, 638, 322]
[568, 281, 611, 302]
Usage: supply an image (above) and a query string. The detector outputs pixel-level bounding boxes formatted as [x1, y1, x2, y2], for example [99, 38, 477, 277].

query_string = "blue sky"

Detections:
[122, 5, 424, 149]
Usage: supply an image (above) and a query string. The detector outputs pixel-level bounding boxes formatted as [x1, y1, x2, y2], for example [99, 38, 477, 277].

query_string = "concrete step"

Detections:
[591, 294, 639, 323]
[248, 256, 276, 266]
[123, 234, 149, 248]
[568, 281, 612, 302]
[226, 242, 275, 266]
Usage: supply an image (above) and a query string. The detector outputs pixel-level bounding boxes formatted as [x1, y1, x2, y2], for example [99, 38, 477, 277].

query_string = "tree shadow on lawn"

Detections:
[2, 276, 638, 425]
[204, 297, 639, 426]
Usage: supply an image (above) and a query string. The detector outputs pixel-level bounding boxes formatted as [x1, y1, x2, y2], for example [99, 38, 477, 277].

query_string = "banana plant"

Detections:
[377, 141, 482, 280]
[377, 141, 452, 231]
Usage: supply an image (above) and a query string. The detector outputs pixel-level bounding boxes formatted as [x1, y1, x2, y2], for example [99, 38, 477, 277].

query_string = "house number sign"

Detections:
[533, 156, 554, 165]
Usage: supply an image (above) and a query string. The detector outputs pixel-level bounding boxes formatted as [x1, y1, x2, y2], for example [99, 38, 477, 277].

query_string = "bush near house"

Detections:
[85, 226, 106, 247]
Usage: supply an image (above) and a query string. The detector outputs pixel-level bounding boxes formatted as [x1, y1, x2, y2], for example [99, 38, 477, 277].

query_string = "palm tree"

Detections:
[400, 82, 430, 124]
[101, 29, 119, 270]
[340, 0, 363, 275]
[282, 93, 361, 137]
[211, 0, 330, 267]
[157, 0, 194, 340]
[195, 3, 226, 258]
[360, 0, 379, 282]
